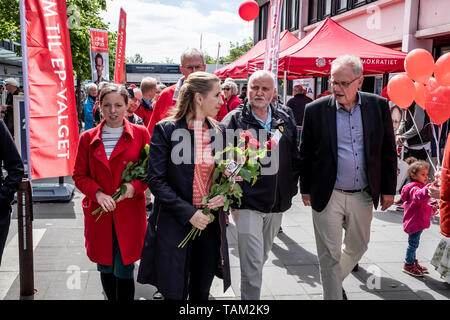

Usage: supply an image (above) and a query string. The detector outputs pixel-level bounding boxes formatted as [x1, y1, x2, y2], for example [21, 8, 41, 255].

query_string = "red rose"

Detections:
[249, 138, 260, 150]
[239, 130, 253, 142]
[265, 138, 278, 151]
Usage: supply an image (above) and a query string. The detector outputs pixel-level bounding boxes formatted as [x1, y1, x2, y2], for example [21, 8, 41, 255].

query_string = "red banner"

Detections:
[114, 8, 127, 84]
[264, 0, 283, 85]
[89, 28, 109, 84]
[21, 0, 79, 179]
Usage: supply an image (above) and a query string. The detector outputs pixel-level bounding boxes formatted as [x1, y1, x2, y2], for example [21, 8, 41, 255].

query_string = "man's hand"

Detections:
[302, 194, 311, 207]
[396, 136, 404, 147]
[380, 195, 395, 211]
[1, 105, 7, 112]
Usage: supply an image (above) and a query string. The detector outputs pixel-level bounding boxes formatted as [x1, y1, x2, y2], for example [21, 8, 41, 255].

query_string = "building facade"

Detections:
[254, 0, 450, 96]
[0, 40, 23, 86]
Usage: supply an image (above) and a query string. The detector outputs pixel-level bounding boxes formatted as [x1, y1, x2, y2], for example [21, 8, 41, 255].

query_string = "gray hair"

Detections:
[248, 70, 276, 88]
[4, 78, 18, 87]
[97, 81, 110, 93]
[222, 81, 238, 95]
[180, 48, 205, 65]
[133, 88, 142, 96]
[85, 82, 98, 93]
[331, 55, 363, 77]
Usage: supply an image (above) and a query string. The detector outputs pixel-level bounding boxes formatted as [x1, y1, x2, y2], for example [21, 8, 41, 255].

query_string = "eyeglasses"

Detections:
[328, 77, 361, 89]
[182, 64, 204, 72]
[223, 88, 231, 91]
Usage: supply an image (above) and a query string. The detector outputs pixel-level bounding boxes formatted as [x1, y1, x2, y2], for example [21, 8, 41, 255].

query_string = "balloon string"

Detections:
[406, 108, 437, 173]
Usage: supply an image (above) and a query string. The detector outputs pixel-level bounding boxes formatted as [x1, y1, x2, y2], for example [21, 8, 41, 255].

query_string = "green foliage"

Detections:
[204, 37, 253, 65]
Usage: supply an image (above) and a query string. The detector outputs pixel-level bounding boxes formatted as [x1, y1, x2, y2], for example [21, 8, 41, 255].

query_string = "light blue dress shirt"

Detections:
[334, 93, 368, 190]
[252, 106, 272, 132]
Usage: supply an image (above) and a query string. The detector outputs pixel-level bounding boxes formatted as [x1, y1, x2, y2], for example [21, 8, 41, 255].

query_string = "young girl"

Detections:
[401, 159, 437, 276]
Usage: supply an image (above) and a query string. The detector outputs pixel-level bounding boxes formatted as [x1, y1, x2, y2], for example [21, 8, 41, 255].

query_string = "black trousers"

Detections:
[404, 147, 429, 161]
[183, 216, 221, 301]
[0, 206, 11, 266]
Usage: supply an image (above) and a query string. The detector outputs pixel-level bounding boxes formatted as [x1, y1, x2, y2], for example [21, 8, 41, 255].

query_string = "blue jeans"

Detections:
[405, 230, 422, 265]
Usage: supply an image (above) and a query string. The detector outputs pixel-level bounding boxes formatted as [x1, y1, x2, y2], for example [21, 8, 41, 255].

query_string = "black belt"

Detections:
[335, 187, 369, 194]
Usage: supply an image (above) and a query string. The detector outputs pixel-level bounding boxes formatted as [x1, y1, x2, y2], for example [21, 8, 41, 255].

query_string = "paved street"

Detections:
[0, 176, 449, 300]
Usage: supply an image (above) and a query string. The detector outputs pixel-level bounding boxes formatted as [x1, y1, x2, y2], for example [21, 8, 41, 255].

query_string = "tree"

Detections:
[203, 38, 254, 65]
[0, 0, 20, 43]
[126, 53, 145, 64]
[0, 0, 117, 131]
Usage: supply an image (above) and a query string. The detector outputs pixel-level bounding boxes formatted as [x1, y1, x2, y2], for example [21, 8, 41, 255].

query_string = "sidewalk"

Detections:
[0, 176, 449, 300]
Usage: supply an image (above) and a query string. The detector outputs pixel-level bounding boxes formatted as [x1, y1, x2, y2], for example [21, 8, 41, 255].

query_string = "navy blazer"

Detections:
[137, 116, 230, 299]
[299, 92, 397, 212]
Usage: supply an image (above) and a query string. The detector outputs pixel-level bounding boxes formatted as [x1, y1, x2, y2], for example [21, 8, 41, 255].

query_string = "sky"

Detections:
[100, 0, 255, 64]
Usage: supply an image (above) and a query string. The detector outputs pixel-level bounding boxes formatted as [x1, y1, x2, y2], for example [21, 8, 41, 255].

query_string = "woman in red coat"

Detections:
[73, 84, 150, 300]
[216, 81, 242, 122]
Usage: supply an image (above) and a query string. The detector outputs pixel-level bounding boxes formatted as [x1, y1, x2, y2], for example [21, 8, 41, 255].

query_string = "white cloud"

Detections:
[101, 0, 253, 63]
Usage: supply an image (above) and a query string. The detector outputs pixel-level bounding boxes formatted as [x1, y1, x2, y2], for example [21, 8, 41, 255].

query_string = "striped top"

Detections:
[191, 123, 215, 207]
[102, 124, 124, 160]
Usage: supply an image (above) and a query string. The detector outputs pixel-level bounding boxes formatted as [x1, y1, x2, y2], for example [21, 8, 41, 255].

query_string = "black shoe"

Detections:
[352, 263, 359, 272]
[342, 288, 348, 300]
[153, 291, 163, 300]
[278, 226, 283, 234]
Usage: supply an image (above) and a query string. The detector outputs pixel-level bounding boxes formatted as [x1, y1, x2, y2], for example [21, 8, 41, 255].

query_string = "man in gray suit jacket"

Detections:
[299, 55, 397, 300]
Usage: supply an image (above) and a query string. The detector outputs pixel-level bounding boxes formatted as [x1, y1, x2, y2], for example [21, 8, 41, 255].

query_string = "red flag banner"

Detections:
[21, 0, 79, 180]
[114, 8, 127, 84]
[89, 28, 109, 84]
[264, 0, 283, 85]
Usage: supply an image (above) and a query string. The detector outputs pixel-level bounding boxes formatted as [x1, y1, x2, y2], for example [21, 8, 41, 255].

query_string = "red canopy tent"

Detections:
[248, 18, 407, 77]
[213, 30, 300, 79]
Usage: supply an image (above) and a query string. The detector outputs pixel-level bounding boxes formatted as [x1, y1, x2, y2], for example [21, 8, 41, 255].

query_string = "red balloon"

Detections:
[404, 49, 435, 84]
[414, 82, 426, 109]
[425, 85, 450, 125]
[426, 77, 439, 93]
[239, 1, 259, 22]
[434, 53, 450, 87]
[387, 74, 415, 109]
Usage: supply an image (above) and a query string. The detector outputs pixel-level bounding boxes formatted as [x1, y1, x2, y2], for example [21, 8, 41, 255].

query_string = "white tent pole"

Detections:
[283, 70, 287, 105]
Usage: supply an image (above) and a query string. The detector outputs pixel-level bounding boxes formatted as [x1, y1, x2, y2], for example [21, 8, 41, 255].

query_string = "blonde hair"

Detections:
[406, 159, 429, 181]
[140, 77, 157, 94]
[168, 72, 220, 127]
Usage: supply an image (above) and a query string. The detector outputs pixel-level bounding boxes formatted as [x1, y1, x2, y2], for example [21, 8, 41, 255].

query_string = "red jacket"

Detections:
[147, 84, 177, 136]
[135, 99, 153, 127]
[216, 94, 240, 122]
[440, 134, 450, 237]
[73, 119, 150, 265]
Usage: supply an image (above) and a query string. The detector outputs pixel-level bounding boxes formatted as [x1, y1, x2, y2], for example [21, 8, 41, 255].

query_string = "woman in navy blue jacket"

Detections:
[137, 72, 230, 300]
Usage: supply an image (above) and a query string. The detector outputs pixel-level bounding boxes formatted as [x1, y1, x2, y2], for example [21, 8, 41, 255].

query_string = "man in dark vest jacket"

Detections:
[0, 119, 24, 265]
[1, 78, 20, 137]
[397, 102, 432, 161]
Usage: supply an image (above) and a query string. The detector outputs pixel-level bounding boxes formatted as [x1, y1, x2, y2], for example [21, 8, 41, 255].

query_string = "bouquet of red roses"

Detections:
[91, 144, 150, 222]
[178, 130, 278, 248]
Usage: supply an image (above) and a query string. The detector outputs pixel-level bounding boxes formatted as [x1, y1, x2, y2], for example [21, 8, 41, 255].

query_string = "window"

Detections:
[309, 0, 318, 24]
[255, 3, 270, 42]
[308, 0, 379, 25]
[284, 0, 300, 31]
[337, 0, 347, 11]
[324, 0, 332, 17]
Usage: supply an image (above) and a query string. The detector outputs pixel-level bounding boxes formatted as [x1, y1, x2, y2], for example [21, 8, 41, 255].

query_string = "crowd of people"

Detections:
[1, 48, 450, 301]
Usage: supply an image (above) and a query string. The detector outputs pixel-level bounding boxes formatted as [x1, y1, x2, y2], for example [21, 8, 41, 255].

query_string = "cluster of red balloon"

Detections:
[387, 49, 450, 125]
[238, 1, 259, 22]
